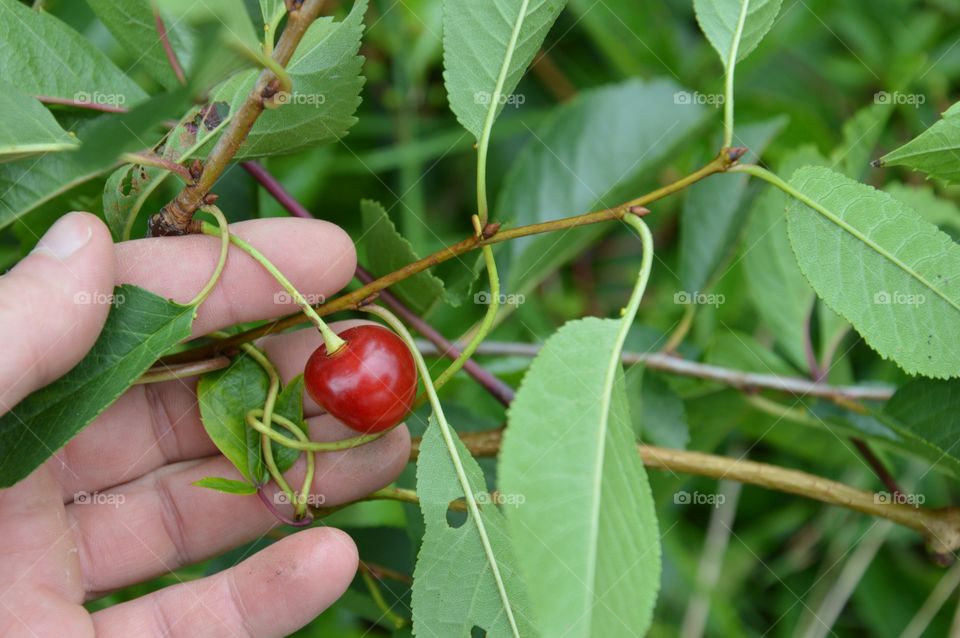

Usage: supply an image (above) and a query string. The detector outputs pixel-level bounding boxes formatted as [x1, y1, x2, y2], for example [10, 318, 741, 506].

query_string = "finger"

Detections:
[52, 319, 385, 498]
[115, 217, 356, 337]
[68, 419, 409, 594]
[0, 212, 115, 412]
[91, 526, 357, 638]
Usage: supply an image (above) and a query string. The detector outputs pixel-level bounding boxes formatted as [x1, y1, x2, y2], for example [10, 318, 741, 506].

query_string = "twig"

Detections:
[851, 438, 903, 497]
[414, 430, 960, 557]
[152, 3, 186, 86]
[531, 49, 576, 101]
[134, 356, 231, 384]
[162, 151, 741, 363]
[149, 0, 327, 236]
[34, 95, 128, 114]
[121, 152, 194, 182]
[413, 341, 895, 402]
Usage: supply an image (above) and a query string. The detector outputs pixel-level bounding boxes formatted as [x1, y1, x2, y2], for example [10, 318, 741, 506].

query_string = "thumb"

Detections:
[0, 212, 115, 413]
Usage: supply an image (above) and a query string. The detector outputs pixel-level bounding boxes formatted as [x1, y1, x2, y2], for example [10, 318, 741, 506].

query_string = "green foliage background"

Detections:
[6, 0, 960, 635]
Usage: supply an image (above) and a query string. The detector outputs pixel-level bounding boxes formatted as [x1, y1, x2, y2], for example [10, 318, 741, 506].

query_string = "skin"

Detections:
[305, 325, 418, 433]
[0, 213, 411, 638]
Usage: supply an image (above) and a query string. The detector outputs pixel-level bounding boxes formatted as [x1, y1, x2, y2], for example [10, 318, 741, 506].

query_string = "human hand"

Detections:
[0, 212, 410, 637]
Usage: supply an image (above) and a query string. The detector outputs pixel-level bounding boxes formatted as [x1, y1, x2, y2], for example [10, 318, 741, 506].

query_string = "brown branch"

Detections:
[148, 0, 327, 236]
[34, 95, 129, 114]
[153, 3, 186, 86]
[161, 151, 739, 364]
[531, 49, 576, 101]
[417, 429, 960, 558]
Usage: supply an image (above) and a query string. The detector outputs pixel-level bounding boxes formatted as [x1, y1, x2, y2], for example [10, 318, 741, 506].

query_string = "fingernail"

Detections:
[33, 212, 93, 260]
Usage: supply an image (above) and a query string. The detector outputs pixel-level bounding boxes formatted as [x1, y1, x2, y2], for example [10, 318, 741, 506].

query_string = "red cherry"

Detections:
[304, 324, 417, 433]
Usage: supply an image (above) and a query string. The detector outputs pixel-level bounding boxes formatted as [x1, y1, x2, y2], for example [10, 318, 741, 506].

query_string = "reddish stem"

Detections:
[34, 95, 129, 114]
[153, 4, 187, 86]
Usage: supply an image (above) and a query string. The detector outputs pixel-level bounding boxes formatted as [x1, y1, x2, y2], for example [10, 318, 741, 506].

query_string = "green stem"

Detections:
[245, 410, 317, 519]
[188, 206, 231, 307]
[662, 303, 695, 353]
[475, 0, 532, 225]
[359, 564, 407, 630]
[429, 243, 500, 396]
[262, 4, 287, 57]
[723, 0, 750, 148]
[199, 221, 346, 353]
[247, 409, 390, 451]
[238, 343, 295, 503]
[361, 304, 522, 638]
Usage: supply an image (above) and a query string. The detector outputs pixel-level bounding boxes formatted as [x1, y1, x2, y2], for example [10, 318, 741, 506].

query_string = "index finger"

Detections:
[115, 218, 356, 337]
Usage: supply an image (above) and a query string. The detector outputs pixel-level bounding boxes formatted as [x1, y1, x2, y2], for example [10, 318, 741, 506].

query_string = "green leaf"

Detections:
[786, 166, 960, 378]
[805, 402, 960, 481]
[500, 318, 661, 637]
[202, 0, 367, 159]
[198, 355, 270, 484]
[411, 419, 535, 637]
[87, 0, 196, 90]
[0, 87, 77, 161]
[103, 163, 168, 242]
[104, 102, 233, 241]
[0, 0, 145, 103]
[625, 366, 690, 449]
[75, 88, 195, 169]
[876, 102, 960, 184]
[155, 0, 259, 47]
[680, 116, 787, 293]
[360, 200, 445, 314]
[742, 145, 831, 371]
[886, 182, 960, 233]
[272, 375, 307, 474]
[0, 286, 194, 488]
[881, 379, 960, 478]
[259, 0, 285, 25]
[694, 0, 783, 67]
[193, 477, 258, 495]
[498, 78, 707, 294]
[442, 0, 566, 139]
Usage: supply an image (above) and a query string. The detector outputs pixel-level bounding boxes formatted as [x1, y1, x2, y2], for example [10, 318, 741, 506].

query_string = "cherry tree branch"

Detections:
[413, 429, 960, 558]
[148, 0, 327, 236]
[162, 150, 742, 363]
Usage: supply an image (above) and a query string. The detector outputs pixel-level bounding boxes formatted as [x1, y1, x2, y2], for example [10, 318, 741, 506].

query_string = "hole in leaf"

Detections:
[446, 501, 467, 528]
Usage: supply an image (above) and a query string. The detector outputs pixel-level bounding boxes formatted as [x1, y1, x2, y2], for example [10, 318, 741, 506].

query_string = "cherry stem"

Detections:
[187, 206, 231, 307]
[198, 220, 346, 353]
[247, 409, 392, 451]
[236, 340, 314, 520]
